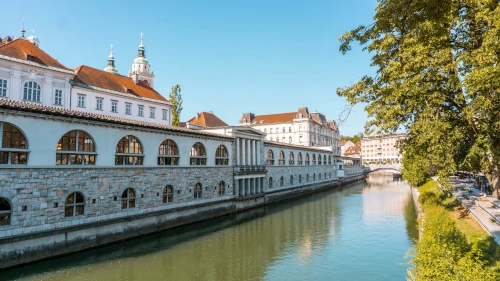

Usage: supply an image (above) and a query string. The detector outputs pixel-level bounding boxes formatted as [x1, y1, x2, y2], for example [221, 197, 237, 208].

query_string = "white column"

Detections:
[252, 140, 256, 166]
[236, 138, 240, 166]
[246, 139, 251, 165]
[242, 139, 246, 166]
[256, 141, 260, 165]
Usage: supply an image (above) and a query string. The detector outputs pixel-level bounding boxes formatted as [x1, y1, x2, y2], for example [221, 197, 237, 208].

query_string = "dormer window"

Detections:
[27, 55, 35, 62]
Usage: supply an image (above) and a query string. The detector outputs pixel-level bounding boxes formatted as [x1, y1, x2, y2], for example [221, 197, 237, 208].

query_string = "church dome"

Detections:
[134, 56, 148, 64]
[26, 30, 40, 46]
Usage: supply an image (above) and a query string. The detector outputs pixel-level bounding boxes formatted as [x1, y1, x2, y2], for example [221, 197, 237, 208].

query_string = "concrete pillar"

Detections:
[236, 138, 240, 166]
[246, 178, 250, 196]
[256, 177, 260, 194]
[252, 140, 256, 165]
[234, 179, 239, 197]
[256, 141, 260, 165]
[240, 179, 245, 197]
[242, 139, 246, 166]
[246, 139, 251, 165]
[252, 178, 256, 195]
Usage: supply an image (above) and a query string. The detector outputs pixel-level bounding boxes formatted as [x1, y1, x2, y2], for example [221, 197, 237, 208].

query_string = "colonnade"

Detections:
[234, 177, 265, 197]
[236, 138, 261, 166]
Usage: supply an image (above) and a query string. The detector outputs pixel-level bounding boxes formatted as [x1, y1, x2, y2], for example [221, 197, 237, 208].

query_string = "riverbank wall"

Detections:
[0, 173, 365, 269]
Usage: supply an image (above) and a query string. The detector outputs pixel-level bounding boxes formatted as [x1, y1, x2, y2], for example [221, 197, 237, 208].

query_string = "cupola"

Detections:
[103, 44, 119, 74]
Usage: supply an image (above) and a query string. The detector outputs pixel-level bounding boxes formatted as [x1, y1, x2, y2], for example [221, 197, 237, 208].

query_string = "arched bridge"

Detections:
[365, 164, 402, 174]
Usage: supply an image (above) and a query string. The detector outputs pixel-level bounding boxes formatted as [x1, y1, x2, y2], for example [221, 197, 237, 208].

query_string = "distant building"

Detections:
[344, 141, 361, 157]
[238, 107, 341, 156]
[341, 140, 354, 156]
[361, 134, 406, 164]
[184, 111, 229, 129]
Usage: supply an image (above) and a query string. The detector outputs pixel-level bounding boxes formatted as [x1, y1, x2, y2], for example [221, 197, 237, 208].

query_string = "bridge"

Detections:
[365, 164, 402, 174]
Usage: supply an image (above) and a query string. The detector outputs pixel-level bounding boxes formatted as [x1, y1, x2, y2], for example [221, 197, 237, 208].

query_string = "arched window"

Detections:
[297, 152, 303, 165]
[0, 197, 12, 226]
[190, 142, 207, 165]
[299, 174, 302, 183]
[328, 156, 332, 165]
[158, 139, 179, 165]
[115, 136, 143, 165]
[278, 151, 285, 165]
[312, 154, 316, 165]
[266, 150, 275, 165]
[194, 183, 202, 199]
[215, 145, 229, 165]
[64, 192, 84, 217]
[329, 172, 332, 179]
[0, 122, 28, 164]
[288, 151, 294, 165]
[163, 185, 174, 203]
[280, 176, 284, 187]
[324, 172, 327, 179]
[288, 137, 292, 143]
[305, 153, 310, 165]
[23, 81, 41, 102]
[318, 154, 322, 165]
[306, 174, 310, 182]
[313, 173, 316, 181]
[56, 130, 96, 165]
[290, 175, 294, 185]
[121, 188, 136, 209]
[218, 181, 225, 196]
[323, 155, 327, 165]
[319, 173, 322, 180]
[269, 177, 273, 188]
[288, 127, 292, 132]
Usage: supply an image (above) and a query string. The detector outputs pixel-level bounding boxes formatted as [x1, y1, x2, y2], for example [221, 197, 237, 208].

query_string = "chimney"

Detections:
[131, 71, 139, 85]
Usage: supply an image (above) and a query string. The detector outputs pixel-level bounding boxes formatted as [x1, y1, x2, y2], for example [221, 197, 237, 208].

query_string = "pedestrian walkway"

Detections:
[432, 177, 500, 245]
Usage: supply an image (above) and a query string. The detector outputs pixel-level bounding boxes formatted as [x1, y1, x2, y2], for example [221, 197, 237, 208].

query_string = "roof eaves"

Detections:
[0, 54, 75, 75]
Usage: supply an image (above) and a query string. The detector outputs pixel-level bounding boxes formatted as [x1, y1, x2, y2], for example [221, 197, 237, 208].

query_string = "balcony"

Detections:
[234, 165, 267, 175]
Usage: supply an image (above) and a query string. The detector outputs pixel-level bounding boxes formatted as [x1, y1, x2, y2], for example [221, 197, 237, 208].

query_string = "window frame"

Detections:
[149, 107, 156, 119]
[278, 151, 285, 165]
[158, 139, 179, 165]
[77, 94, 86, 108]
[280, 176, 284, 187]
[0, 197, 12, 226]
[193, 183, 203, 199]
[162, 109, 168, 120]
[269, 177, 273, 188]
[115, 135, 144, 165]
[0, 122, 29, 165]
[56, 130, 97, 165]
[218, 181, 225, 196]
[288, 151, 294, 165]
[190, 142, 207, 166]
[138, 105, 144, 117]
[121, 188, 136, 209]
[111, 100, 118, 113]
[23, 81, 41, 102]
[125, 103, 132, 115]
[163, 185, 174, 203]
[0, 79, 8, 97]
[215, 144, 229, 165]
[297, 152, 303, 165]
[266, 150, 274, 165]
[96, 97, 103, 111]
[305, 153, 310, 165]
[64, 192, 85, 217]
[54, 89, 63, 106]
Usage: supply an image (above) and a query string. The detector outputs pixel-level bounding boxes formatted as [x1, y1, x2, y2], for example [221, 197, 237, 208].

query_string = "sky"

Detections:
[0, 0, 377, 136]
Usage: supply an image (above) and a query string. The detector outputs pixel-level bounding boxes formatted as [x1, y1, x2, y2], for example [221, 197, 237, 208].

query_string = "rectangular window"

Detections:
[77, 95, 85, 108]
[150, 107, 155, 118]
[111, 100, 118, 113]
[96, 98, 103, 110]
[125, 103, 132, 115]
[138, 105, 144, 117]
[54, 89, 62, 105]
[162, 109, 168, 120]
[0, 79, 8, 97]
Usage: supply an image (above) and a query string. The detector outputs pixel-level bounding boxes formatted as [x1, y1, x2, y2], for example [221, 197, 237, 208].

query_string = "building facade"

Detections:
[361, 134, 406, 164]
[239, 107, 341, 156]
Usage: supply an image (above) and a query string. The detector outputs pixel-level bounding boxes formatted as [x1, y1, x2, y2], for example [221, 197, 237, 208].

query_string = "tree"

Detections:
[169, 84, 183, 127]
[341, 133, 363, 144]
[337, 0, 500, 198]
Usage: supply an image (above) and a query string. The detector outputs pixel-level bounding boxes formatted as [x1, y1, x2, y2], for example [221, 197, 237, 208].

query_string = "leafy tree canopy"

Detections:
[341, 133, 364, 144]
[169, 84, 183, 127]
[337, 0, 500, 197]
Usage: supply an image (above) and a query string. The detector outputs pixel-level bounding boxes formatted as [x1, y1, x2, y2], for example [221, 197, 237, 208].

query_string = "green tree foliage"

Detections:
[336, 0, 500, 198]
[169, 84, 183, 127]
[341, 133, 364, 144]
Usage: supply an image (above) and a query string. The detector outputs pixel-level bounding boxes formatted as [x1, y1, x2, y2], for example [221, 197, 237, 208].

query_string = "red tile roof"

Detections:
[186, 112, 228, 127]
[73, 65, 168, 102]
[345, 141, 361, 155]
[252, 112, 297, 124]
[0, 39, 72, 71]
[0, 99, 232, 139]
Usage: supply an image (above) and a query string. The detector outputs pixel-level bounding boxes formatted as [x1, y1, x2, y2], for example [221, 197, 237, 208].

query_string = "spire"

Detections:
[137, 32, 145, 58]
[26, 29, 40, 46]
[104, 44, 119, 74]
[21, 17, 25, 38]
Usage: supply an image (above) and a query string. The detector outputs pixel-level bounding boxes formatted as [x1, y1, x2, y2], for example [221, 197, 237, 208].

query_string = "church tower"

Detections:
[103, 45, 119, 74]
[129, 33, 154, 87]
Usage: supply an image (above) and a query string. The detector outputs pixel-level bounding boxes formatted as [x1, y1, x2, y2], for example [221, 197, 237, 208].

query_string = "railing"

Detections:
[234, 165, 267, 174]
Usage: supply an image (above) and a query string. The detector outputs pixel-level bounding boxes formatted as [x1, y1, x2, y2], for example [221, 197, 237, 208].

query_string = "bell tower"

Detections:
[129, 33, 155, 87]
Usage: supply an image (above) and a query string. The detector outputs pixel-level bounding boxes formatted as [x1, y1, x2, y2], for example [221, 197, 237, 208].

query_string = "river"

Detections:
[2, 173, 418, 281]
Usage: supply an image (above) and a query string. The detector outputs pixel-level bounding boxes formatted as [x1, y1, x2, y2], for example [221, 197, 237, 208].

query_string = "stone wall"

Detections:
[0, 166, 233, 237]
[265, 165, 336, 191]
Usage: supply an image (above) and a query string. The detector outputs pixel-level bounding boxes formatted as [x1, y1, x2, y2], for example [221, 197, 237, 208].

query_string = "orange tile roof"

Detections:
[252, 112, 297, 124]
[186, 112, 228, 127]
[73, 65, 168, 102]
[0, 39, 72, 71]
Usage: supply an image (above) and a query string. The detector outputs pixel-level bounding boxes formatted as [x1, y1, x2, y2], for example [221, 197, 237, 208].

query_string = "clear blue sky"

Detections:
[0, 0, 377, 136]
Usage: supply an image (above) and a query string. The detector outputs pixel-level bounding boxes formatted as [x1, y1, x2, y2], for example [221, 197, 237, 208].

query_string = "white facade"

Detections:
[0, 37, 171, 127]
[361, 134, 406, 164]
[341, 140, 354, 156]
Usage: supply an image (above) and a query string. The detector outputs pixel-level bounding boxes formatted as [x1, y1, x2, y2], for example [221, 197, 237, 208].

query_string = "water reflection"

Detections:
[3, 174, 416, 281]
